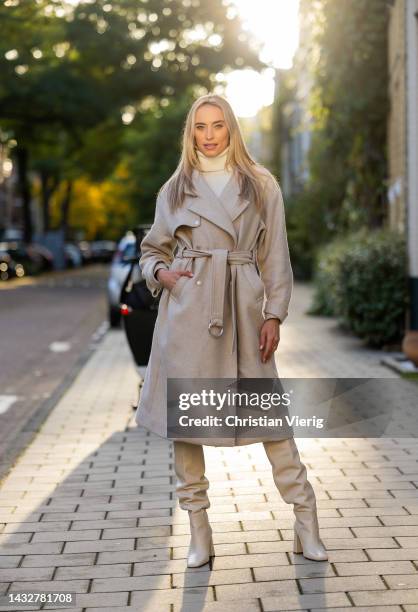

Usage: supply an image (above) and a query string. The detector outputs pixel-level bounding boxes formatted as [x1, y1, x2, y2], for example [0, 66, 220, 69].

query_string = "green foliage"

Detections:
[122, 91, 195, 223]
[0, 0, 264, 239]
[286, 186, 338, 280]
[276, 0, 390, 277]
[309, 232, 360, 316]
[308, 0, 389, 231]
[310, 229, 408, 348]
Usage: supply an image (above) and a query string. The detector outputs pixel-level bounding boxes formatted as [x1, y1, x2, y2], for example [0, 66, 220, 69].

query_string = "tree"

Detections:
[0, 0, 264, 241]
[274, 0, 389, 278]
[307, 0, 389, 231]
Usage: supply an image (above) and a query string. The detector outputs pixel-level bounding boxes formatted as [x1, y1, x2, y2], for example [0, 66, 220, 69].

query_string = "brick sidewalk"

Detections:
[1, 281, 418, 611]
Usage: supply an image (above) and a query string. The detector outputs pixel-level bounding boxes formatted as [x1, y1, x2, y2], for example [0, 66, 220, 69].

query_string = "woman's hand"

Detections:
[157, 268, 194, 291]
[259, 319, 280, 363]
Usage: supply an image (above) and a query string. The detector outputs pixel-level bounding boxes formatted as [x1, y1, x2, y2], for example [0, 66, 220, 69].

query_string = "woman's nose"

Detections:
[206, 128, 213, 139]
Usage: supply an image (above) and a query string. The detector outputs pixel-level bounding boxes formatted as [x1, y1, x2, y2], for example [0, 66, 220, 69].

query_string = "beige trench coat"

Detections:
[134, 167, 293, 446]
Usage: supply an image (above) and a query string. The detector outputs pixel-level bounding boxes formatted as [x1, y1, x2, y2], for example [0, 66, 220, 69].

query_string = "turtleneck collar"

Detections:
[196, 144, 230, 172]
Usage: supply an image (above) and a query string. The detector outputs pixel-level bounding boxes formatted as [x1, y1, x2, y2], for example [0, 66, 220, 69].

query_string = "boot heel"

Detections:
[209, 538, 215, 556]
[293, 530, 303, 554]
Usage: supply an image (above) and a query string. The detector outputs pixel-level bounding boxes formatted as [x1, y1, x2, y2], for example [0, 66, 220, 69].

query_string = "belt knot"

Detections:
[175, 247, 257, 353]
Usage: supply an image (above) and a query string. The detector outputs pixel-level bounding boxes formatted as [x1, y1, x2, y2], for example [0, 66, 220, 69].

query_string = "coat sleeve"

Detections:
[256, 175, 293, 324]
[139, 189, 176, 298]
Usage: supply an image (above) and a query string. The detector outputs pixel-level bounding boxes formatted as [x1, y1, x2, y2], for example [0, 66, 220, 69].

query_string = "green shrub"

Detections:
[310, 228, 408, 347]
[308, 232, 359, 316]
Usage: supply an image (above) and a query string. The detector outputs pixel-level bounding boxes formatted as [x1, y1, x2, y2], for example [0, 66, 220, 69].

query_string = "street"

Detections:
[0, 265, 110, 480]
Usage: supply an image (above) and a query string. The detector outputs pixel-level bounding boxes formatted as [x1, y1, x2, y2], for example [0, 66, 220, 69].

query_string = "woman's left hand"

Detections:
[259, 319, 280, 363]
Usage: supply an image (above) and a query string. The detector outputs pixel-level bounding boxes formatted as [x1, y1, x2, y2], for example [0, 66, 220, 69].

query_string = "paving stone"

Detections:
[0, 555, 22, 568]
[0, 543, 62, 555]
[353, 526, 418, 538]
[21, 552, 95, 567]
[350, 589, 418, 606]
[70, 592, 129, 608]
[133, 559, 208, 576]
[31, 529, 101, 543]
[385, 574, 418, 589]
[299, 574, 386, 593]
[0, 567, 54, 582]
[173, 568, 253, 588]
[98, 549, 170, 564]
[9, 579, 89, 593]
[212, 552, 288, 570]
[70, 519, 136, 530]
[3, 521, 70, 533]
[101, 526, 171, 539]
[261, 592, 350, 611]
[172, 600, 260, 612]
[312, 607, 402, 612]
[0, 533, 32, 544]
[367, 547, 418, 561]
[254, 563, 335, 581]
[85, 607, 170, 612]
[91, 574, 170, 592]
[339, 507, 408, 516]
[334, 560, 416, 575]
[215, 579, 299, 600]
[63, 539, 134, 554]
[130, 586, 214, 606]
[55, 563, 131, 580]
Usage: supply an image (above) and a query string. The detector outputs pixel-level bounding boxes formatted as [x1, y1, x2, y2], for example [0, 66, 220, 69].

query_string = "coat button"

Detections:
[196, 280, 202, 285]
[194, 220, 199, 225]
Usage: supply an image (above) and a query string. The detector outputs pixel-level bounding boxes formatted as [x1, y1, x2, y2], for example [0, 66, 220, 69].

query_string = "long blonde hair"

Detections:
[162, 94, 272, 213]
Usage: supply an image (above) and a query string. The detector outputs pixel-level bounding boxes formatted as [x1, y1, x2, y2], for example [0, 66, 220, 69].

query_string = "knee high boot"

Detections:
[263, 437, 328, 561]
[173, 441, 215, 567]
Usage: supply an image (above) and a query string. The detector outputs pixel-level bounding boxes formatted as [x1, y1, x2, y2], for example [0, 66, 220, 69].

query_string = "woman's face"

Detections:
[194, 104, 230, 157]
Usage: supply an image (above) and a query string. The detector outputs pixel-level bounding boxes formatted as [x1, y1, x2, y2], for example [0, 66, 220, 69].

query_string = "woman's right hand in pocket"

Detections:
[156, 269, 194, 291]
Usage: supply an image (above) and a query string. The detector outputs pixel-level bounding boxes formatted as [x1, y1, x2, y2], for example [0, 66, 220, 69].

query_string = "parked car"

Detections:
[107, 233, 140, 327]
[107, 227, 152, 328]
[0, 250, 24, 281]
[0, 241, 45, 276]
[77, 241, 93, 265]
[65, 243, 83, 268]
[90, 240, 117, 263]
[30, 244, 54, 271]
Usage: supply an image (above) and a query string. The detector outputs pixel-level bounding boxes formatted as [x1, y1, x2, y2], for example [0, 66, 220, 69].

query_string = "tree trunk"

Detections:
[40, 171, 59, 232]
[15, 146, 32, 243]
[60, 179, 73, 241]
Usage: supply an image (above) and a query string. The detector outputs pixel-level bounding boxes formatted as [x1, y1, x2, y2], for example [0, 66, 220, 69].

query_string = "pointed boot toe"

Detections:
[293, 524, 328, 561]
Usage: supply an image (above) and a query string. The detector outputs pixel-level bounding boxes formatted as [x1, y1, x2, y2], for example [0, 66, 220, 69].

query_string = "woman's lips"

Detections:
[204, 144, 217, 149]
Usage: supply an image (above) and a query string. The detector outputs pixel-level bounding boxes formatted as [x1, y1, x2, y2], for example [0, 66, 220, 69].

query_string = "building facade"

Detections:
[388, 0, 418, 329]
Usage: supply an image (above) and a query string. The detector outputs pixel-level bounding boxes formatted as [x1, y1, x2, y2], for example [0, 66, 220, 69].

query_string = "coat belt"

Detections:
[174, 247, 257, 354]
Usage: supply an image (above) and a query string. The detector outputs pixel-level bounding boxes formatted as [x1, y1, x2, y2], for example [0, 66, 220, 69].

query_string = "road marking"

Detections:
[49, 341, 71, 352]
[0, 395, 18, 414]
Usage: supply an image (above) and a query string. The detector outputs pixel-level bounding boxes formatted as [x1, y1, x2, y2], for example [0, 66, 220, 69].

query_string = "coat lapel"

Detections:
[185, 170, 250, 246]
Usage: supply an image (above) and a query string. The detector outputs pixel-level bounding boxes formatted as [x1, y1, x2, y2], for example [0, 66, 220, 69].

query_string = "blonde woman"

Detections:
[135, 94, 328, 567]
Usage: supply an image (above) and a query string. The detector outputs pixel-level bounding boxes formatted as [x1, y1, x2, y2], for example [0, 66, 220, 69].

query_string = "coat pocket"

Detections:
[169, 275, 188, 303]
[244, 265, 265, 303]
[168, 258, 193, 303]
